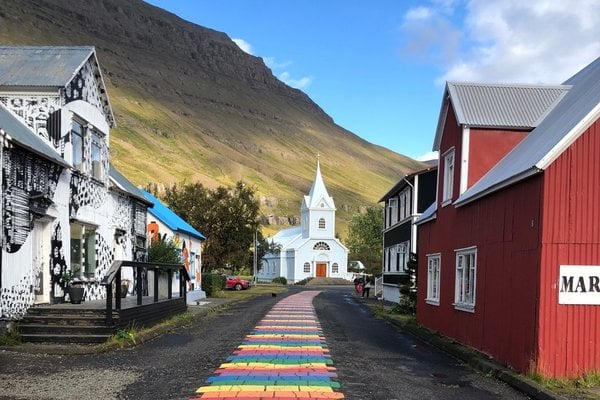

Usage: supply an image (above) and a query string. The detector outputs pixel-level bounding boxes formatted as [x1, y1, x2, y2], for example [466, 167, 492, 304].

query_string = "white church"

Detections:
[258, 160, 349, 283]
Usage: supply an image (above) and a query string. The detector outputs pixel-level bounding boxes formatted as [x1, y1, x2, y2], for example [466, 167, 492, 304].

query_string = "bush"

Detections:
[271, 277, 287, 285]
[294, 277, 313, 286]
[201, 273, 226, 296]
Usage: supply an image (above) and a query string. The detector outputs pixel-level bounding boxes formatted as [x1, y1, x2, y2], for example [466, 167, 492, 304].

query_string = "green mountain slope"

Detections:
[0, 0, 425, 236]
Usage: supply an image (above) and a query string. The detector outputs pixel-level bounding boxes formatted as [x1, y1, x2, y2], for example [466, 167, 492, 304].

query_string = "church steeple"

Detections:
[305, 155, 335, 209]
[301, 155, 336, 240]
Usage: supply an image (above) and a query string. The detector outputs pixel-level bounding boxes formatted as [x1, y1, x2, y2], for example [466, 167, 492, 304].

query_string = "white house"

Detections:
[142, 190, 206, 303]
[0, 46, 150, 319]
[259, 160, 348, 283]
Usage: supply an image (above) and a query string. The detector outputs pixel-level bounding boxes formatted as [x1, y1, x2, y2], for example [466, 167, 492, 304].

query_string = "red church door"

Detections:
[316, 263, 327, 277]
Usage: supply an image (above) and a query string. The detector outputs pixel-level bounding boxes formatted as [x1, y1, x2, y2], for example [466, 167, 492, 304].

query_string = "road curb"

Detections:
[381, 314, 567, 400]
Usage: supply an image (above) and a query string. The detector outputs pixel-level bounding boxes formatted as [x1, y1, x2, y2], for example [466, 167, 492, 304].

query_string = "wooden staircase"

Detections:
[17, 306, 119, 344]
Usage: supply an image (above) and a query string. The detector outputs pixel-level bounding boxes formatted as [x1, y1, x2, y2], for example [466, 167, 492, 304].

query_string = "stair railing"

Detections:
[101, 260, 190, 324]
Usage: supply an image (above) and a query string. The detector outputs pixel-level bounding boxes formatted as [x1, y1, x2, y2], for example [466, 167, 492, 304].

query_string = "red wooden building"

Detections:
[416, 57, 600, 378]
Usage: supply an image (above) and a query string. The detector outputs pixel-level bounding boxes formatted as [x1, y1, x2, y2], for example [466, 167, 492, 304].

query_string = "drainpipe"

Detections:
[0, 128, 5, 289]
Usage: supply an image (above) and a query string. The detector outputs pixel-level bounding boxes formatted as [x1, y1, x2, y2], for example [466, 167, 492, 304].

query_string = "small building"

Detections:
[142, 190, 205, 299]
[378, 164, 437, 303]
[416, 57, 600, 377]
[0, 46, 150, 319]
[260, 160, 349, 283]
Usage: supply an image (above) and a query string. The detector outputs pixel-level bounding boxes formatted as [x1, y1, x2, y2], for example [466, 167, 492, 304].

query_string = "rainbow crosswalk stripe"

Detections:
[191, 290, 344, 399]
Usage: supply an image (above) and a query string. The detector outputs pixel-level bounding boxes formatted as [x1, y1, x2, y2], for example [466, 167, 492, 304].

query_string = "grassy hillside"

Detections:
[0, 0, 425, 237]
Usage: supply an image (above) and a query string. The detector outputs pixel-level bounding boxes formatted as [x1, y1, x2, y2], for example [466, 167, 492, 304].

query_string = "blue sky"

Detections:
[144, 0, 599, 160]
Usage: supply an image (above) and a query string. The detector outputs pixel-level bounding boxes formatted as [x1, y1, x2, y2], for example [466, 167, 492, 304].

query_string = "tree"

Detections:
[156, 181, 262, 274]
[345, 206, 383, 277]
[147, 234, 182, 264]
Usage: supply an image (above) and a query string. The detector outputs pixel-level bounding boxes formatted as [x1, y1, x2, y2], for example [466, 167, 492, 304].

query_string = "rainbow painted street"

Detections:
[191, 291, 344, 399]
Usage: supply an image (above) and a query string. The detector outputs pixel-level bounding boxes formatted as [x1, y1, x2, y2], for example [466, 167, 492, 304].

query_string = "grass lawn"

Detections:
[210, 283, 289, 300]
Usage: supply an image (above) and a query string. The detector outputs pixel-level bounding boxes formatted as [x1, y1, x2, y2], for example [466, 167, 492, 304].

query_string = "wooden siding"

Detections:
[438, 103, 463, 205]
[538, 118, 600, 377]
[468, 129, 528, 188]
[417, 175, 543, 373]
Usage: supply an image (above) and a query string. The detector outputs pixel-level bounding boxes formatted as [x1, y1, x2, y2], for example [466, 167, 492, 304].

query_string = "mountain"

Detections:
[0, 0, 425, 235]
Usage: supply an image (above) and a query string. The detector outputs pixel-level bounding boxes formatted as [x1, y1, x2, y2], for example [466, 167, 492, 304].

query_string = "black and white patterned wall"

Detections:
[69, 172, 109, 219]
[2, 147, 62, 254]
[0, 95, 62, 145]
[64, 58, 114, 127]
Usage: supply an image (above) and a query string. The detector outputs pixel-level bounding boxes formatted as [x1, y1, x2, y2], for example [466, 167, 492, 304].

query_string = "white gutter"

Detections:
[0, 128, 5, 288]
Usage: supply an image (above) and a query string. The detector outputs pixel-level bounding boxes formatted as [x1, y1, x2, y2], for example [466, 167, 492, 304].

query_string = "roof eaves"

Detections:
[455, 167, 542, 207]
[414, 202, 437, 226]
[536, 101, 600, 171]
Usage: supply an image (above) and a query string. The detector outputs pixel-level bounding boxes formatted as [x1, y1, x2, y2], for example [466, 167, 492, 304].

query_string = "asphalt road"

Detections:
[0, 286, 530, 400]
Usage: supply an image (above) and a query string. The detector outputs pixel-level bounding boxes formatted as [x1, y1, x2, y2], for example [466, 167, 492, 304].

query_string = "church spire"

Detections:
[305, 155, 334, 209]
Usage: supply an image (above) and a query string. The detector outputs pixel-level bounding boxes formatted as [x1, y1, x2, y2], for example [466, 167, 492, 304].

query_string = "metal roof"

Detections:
[108, 166, 153, 206]
[0, 46, 94, 87]
[433, 82, 570, 150]
[141, 190, 206, 241]
[0, 103, 70, 167]
[456, 56, 600, 206]
[378, 164, 437, 203]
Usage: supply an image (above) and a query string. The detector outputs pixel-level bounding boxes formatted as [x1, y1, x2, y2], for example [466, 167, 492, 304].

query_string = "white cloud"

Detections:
[232, 42, 313, 90]
[402, 0, 600, 85]
[263, 57, 292, 70]
[415, 151, 439, 162]
[278, 71, 313, 90]
[232, 38, 253, 55]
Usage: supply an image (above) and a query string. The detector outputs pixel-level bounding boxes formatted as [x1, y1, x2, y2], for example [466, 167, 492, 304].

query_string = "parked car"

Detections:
[225, 276, 250, 291]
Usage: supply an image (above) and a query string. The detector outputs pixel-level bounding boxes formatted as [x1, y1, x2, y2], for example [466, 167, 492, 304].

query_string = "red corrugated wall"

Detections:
[538, 118, 600, 377]
[468, 129, 528, 188]
[417, 104, 543, 372]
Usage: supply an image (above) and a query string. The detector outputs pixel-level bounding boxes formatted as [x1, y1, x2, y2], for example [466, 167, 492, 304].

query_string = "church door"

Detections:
[316, 263, 327, 277]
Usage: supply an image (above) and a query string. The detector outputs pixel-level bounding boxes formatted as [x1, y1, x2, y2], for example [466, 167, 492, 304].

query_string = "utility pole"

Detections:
[253, 230, 258, 285]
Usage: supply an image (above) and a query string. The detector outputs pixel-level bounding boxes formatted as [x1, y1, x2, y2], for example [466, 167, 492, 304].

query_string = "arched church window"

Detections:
[332, 263, 339, 273]
[313, 241, 330, 251]
[318, 218, 326, 229]
[303, 262, 311, 273]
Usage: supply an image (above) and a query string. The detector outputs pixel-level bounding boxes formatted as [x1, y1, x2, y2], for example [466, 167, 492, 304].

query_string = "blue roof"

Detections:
[0, 103, 70, 167]
[141, 190, 205, 241]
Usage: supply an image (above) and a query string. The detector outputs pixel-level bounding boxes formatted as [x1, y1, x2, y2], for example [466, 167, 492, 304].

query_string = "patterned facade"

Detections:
[0, 47, 147, 319]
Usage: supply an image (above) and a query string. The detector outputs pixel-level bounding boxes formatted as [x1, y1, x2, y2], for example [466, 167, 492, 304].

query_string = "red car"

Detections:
[225, 276, 250, 291]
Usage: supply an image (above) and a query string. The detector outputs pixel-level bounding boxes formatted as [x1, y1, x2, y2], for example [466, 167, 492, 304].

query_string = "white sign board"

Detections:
[559, 265, 600, 305]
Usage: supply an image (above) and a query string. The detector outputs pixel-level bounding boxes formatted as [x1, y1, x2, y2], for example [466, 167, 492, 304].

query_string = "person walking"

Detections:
[362, 278, 371, 298]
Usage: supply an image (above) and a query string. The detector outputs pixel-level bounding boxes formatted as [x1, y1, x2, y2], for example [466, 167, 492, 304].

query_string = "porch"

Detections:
[18, 260, 190, 344]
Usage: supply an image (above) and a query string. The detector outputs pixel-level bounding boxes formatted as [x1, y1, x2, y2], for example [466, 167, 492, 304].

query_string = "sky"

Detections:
[144, 0, 599, 161]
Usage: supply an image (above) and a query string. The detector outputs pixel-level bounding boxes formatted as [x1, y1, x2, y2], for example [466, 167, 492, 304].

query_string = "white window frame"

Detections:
[387, 198, 398, 227]
[71, 119, 84, 172]
[90, 127, 104, 181]
[398, 241, 409, 272]
[426, 253, 441, 305]
[454, 246, 477, 312]
[442, 149, 455, 205]
[398, 188, 411, 221]
[318, 218, 326, 229]
[332, 263, 339, 274]
[303, 262, 311, 273]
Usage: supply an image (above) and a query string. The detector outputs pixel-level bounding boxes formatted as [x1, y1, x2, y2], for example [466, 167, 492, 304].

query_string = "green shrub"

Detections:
[294, 277, 313, 285]
[271, 277, 287, 285]
[201, 273, 226, 296]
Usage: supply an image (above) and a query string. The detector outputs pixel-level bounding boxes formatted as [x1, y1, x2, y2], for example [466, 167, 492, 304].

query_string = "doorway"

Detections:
[316, 263, 327, 278]
[33, 221, 50, 304]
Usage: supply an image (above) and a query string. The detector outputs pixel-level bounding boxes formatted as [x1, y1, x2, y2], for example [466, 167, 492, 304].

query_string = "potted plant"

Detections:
[61, 271, 85, 304]
[120, 279, 131, 298]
